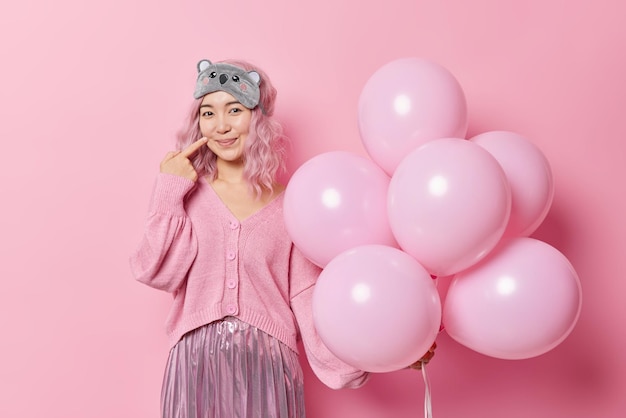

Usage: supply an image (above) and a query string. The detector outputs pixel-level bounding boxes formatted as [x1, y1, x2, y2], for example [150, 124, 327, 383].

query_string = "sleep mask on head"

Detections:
[193, 59, 261, 109]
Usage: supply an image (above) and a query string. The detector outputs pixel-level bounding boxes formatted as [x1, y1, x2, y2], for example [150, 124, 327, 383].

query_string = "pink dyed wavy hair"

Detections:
[176, 59, 286, 197]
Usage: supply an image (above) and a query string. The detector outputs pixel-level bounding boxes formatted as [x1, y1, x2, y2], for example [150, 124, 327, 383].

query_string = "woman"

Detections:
[130, 59, 370, 418]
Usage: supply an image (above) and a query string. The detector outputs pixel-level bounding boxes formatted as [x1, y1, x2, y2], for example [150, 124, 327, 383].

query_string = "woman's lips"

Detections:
[216, 138, 237, 147]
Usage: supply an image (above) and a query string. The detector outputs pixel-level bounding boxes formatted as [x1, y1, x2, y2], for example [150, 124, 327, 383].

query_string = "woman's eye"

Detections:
[201, 111, 213, 117]
[230, 108, 241, 113]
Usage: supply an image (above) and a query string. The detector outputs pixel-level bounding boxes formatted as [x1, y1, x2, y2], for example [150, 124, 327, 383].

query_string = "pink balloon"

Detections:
[470, 131, 554, 238]
[388, 138, 511, 277]
[313, 245, 441, 372]
[443, 237, 582, 360]
[283, 151, 397, 267]
[358, 57, 468, 175]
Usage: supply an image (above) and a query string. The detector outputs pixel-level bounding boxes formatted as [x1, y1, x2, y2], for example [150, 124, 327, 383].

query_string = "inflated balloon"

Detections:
[443, 237, 582, 360]
[313, 245, 441, 372]
[283, 151, 397, 267]
[358, 57, 468, 175]
[388, 138, 511, 277]
[470, 131, 554, 238]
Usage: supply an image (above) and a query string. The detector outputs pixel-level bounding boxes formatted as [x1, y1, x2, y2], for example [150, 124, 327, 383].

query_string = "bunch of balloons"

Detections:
[283, 57, 582, 372]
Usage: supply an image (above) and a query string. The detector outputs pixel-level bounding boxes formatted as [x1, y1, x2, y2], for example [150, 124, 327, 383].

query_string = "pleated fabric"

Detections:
[161, 317, 306, 418]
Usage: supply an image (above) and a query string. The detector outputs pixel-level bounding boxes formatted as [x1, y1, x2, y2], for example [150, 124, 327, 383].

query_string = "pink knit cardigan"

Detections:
[130, 173, 369, 389]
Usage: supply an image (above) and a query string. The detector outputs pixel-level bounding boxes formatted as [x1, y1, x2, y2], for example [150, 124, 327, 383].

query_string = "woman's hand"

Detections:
[159, 137, 208, 181]
[408, 342, 437, 370]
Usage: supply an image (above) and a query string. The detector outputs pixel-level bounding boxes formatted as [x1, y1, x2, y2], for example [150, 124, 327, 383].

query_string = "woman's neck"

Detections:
[215, 159, 245, 185]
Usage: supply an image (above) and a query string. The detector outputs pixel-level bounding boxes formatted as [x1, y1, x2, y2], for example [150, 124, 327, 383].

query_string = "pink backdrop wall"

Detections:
[1, 0, 624, 417]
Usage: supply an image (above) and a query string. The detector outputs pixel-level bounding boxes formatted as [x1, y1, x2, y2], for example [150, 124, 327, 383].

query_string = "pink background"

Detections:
[1, 0, 624, 417]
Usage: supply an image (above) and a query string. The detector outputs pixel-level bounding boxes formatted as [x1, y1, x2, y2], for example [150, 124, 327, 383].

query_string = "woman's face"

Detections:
[199, 90, 253, 164]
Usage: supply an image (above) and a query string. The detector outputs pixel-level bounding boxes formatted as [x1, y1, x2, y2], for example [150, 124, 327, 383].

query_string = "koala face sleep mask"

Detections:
[193, 59, 261, 109]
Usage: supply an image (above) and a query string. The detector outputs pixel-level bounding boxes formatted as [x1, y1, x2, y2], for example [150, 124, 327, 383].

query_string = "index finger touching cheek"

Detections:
[181, 137, 208, 158]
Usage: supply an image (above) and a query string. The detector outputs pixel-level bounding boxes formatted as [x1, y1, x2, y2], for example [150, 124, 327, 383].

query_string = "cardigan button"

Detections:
[227, 251, 236, 260]
[229, 220, 239, 230]
[226, 304, 237, 315]
[227, 280, 237, 289]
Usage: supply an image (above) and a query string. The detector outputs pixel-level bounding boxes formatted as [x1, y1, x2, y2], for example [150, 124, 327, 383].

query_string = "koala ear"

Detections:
[247, 71, 261, 85]
[197, 59, 212, 73]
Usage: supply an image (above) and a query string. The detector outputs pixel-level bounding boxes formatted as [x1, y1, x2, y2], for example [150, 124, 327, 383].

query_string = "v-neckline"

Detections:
[204, 178, 284, 223]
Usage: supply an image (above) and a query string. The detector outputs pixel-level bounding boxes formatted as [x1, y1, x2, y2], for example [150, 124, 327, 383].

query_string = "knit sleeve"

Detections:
[129, 173, 198, 293]
[289, 246, 370, 390]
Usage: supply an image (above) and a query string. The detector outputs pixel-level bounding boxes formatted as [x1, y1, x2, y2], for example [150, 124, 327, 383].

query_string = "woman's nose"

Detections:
[216, 116, 231, 133]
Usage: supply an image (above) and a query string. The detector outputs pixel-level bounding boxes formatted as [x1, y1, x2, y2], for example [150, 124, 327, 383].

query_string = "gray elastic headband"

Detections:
[193, 59, 261, 109]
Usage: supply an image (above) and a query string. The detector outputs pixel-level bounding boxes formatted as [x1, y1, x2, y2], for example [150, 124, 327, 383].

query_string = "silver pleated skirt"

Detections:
[161, 317, 306, 418]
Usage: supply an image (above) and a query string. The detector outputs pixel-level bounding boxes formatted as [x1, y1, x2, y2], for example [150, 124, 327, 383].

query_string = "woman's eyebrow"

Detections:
[199, 101, 242, 108]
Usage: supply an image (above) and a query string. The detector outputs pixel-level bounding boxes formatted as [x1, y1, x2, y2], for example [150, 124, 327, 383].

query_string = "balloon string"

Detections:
[421, 363, 433, 418]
